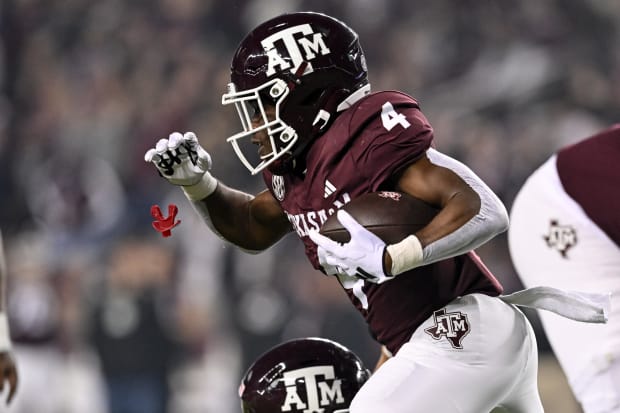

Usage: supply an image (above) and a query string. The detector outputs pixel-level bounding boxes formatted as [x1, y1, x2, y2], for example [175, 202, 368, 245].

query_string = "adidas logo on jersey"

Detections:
[324, 179, 337, 198]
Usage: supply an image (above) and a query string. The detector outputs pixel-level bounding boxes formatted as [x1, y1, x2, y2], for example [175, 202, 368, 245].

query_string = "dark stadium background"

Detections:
[2, 0, 618, 411]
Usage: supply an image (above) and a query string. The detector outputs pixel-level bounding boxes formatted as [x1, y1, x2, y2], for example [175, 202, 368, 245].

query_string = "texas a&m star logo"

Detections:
[261, 24, 331, 77]
[424, 308, 471, 349]
[279, 366, 345, 412]
[543, 219, 577, 258]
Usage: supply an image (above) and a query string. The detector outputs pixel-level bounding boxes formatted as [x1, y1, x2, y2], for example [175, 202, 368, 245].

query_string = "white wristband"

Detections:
[0, 313, 11, 351]
[386, 235, 424, 275]
[182, 172, 218, 201]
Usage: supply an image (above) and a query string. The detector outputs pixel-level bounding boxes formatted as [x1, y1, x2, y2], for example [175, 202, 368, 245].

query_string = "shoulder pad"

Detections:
[347, 91, 420, 135]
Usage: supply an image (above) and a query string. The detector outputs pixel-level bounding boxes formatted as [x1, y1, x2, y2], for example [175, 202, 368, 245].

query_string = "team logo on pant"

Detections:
[543, 219, 577, 258]
[424, 308, 471, 349]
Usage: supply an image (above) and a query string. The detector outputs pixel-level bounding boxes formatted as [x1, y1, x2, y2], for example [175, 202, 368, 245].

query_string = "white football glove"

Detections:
[144, 131, 217, 200]
[308, 210, 395, 284]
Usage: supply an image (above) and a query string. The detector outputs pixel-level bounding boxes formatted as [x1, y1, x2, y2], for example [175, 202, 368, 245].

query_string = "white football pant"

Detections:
[350, 293, 543, 413]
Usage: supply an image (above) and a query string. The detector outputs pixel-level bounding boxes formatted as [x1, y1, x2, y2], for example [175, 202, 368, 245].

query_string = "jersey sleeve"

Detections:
[347, 91, 434, 191]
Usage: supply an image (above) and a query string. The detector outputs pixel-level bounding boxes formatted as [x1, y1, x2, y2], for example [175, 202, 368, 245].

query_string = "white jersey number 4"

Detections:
[381, 102, 411, 131]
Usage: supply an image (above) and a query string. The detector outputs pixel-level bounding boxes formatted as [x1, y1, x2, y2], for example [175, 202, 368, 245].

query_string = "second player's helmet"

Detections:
[239, 337, 370, 413]
[222, 12, 370, 175]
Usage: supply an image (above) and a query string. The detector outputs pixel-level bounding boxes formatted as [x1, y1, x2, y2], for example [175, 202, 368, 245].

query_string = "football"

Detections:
[319, 191, 439, 244]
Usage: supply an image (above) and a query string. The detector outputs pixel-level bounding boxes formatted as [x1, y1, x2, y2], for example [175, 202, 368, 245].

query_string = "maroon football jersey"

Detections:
[263, 91, 503, 354]
[557, 124, 620, 247]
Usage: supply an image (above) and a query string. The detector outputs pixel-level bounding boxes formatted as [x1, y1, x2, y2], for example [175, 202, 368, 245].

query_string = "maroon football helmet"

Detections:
[239, 337, 370, 413]
[222, 12, 370, 175]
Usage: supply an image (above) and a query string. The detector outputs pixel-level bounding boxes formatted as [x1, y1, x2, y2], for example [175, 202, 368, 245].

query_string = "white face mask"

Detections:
[222, 79, 298, 175]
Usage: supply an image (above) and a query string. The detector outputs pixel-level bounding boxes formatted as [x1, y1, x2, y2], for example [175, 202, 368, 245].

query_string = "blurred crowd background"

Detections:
[1, 0, 619, 412]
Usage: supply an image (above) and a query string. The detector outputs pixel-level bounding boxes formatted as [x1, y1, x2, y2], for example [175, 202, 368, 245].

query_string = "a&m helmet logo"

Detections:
[424, 308, 471, 349]
[261, 24, 331, 77]
[279, 365, 345, 412]
[543, 219, 577, 258]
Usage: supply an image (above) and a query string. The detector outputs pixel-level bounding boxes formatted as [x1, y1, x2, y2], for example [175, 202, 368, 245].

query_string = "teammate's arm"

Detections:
[0, 231, 18, 405]
[373, 346, 392, 372]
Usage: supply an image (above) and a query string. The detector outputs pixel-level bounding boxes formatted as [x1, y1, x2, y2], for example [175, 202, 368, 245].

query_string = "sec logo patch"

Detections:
[272, 175, 286, 201]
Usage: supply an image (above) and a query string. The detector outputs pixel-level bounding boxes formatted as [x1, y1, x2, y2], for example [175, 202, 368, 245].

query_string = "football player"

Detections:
[239, 337, 370, 413]
[145, 11, 603, 412]
[509, 125, 620, 413]
[0, 230, 18, 405]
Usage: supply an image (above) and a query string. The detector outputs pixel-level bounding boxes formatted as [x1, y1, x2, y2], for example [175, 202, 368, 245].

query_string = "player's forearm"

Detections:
[387, 188, 507, 275]
[420, 186, 507, 265]
[388, 149, 508, 275]
[414, 190, 481, 248]
[189, 183, 290, 252]
[419, 148, 507, 254]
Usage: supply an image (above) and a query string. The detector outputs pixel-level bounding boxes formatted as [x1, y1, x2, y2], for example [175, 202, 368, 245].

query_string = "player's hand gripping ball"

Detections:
[309, 191, 438, 283]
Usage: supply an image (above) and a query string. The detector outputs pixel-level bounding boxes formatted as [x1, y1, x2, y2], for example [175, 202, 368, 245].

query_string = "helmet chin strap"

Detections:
[268, 126, 315, 176]
[286, 61, 310, 90]
[312, 109, 331, 130]
[266, 153, 297, 175]
[337, 83, 371, 111]
[280, 117, 325, 176]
